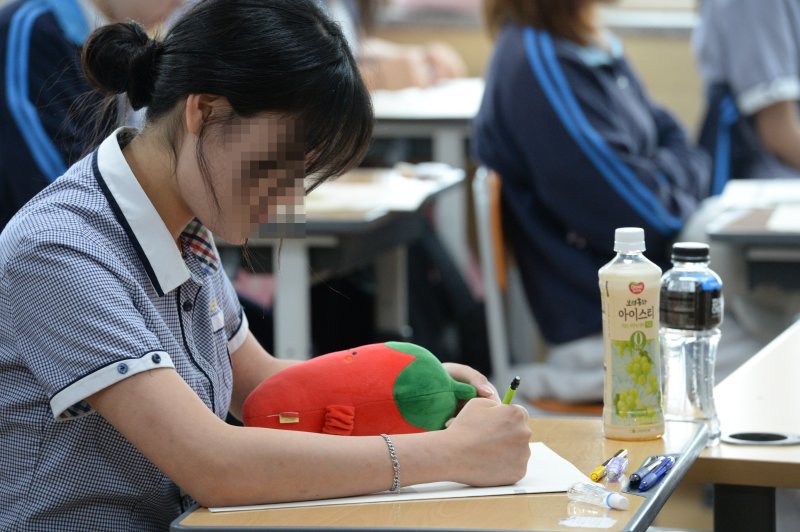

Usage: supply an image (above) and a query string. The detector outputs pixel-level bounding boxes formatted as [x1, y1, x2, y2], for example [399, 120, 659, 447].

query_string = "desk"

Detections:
[370, 78, 484, 275]
[707, 179, 800, 290]
[684, 320, 800, 531]
[220, 168, 464, 359]
[172, 418, 706, 532]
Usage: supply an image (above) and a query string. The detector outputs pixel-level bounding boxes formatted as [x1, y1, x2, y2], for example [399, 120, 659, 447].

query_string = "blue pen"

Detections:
[638, 456, 675, 491]
[629, 455, 665, 488]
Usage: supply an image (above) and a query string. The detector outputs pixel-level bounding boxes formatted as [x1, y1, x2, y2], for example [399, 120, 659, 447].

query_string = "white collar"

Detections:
[96, 128, 191, 296]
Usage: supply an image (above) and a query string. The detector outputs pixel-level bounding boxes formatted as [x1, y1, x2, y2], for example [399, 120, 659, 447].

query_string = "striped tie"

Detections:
[182, 219, 219, 275]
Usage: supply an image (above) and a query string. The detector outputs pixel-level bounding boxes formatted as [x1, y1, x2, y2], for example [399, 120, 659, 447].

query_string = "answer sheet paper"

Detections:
[767, 204, 800, 232]
[210, 442, 591, 513]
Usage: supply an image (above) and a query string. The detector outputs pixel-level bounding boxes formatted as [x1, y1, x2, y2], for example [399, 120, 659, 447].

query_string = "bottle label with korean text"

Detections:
[600, 265, 664, 438]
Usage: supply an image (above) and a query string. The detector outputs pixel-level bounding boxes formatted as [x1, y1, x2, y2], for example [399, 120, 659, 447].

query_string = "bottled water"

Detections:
[660, 242, 722, 446]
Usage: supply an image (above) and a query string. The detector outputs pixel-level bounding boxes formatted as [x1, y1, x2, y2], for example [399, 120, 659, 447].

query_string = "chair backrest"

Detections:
[473, 169, 603, 413]
[472, 167, 512, 381]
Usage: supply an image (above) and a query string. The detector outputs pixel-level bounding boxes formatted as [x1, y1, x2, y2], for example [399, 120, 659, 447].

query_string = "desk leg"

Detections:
[375, 246, 411, 339]
[273, 240, 310, 360]
[714, 484, 775, 532]
[432, 129, 469, 279]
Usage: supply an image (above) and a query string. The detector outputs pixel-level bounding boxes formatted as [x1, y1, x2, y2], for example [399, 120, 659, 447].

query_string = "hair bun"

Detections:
[81, 21, 164, 110]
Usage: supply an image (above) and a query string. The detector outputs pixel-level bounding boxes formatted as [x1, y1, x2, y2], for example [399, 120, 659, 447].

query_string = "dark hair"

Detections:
[483, 0, 596, 45]
[81, 0, 373, 192]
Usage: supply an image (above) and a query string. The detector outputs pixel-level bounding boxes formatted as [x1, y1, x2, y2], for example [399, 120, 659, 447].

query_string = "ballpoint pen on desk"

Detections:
[629, 456, 665, 488]
[590, 449, 628, 482]
[638, 455, 676, 491]
[502, 376, 521, 405]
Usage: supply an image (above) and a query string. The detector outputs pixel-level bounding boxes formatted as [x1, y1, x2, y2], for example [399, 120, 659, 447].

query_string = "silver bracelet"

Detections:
[380, 433, 401, 492]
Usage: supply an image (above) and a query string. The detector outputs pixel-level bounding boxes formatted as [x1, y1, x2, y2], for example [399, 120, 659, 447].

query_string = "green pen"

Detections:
[502, 376, 521, 404]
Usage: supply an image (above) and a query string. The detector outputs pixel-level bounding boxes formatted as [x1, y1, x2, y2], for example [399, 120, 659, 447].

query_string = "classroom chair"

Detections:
[472, 167, 602, 416]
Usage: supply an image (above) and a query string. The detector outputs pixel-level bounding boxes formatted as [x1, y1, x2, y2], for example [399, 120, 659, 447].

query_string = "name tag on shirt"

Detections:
[210, 309, 225, 333]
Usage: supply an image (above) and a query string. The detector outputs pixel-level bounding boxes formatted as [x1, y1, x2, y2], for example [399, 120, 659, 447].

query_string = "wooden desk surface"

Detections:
[686, 321, 800, 488]
[172, 418, 705, 532]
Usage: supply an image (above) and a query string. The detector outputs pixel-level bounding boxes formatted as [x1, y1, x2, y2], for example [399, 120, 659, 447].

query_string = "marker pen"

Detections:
[590, 449, 628, 482]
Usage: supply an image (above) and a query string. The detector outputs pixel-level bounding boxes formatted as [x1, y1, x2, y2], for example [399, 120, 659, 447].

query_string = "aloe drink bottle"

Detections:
[599, 228, 664, 440]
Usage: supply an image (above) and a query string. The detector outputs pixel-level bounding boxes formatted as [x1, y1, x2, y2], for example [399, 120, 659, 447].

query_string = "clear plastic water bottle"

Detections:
[659, 242, 722, 446]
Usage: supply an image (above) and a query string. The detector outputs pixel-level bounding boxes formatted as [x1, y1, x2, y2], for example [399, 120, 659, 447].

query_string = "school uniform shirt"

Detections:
[0, 0, 110, 233]
[695, 0, 800, 182]
[0, 128, 249, 530]
[473, 24, 710, 345]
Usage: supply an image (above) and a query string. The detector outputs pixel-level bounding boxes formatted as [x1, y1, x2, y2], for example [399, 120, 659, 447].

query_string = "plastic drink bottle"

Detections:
[567, 483, 629, 510]
[599, 228, 664, 440]
[660, 242, 722, 446]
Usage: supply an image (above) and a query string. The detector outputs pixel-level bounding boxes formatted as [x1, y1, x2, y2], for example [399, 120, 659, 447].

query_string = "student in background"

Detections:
[473, 0, 712, 402]
[692, 0, 800, 344]
[0, 0, 181, 232]
[0, 1, 530, 528]
[695, 0, 800, 184]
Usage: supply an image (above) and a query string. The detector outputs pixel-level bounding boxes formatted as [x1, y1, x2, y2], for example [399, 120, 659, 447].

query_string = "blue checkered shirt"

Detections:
[0, 129, 249, 530]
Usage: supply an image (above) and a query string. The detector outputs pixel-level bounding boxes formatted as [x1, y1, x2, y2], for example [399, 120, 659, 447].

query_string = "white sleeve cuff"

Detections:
[738, 77, 800, 115]
[227, 311, 249, 354]
[50, 351, 174, 420]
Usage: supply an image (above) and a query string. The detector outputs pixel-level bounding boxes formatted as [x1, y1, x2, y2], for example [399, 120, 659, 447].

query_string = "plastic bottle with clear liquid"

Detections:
[660, 242, 722, 446]
[599, 228, 664, 440]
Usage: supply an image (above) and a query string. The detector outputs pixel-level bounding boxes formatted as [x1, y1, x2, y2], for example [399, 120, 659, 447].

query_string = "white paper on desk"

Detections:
[209, 442, 590, 513]
[305, 171, 459, 215]
[370, 78, 484, 120]
[720, 179, 800, 208]
[766, 204, 800, 232]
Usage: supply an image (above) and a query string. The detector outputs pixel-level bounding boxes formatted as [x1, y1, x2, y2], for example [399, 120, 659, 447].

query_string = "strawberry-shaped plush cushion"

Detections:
[242, 342, 476, 435]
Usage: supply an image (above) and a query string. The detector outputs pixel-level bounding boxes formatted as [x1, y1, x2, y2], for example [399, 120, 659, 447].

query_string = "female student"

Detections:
[473, 0, 712, 401]
[0, 1, 532, 529]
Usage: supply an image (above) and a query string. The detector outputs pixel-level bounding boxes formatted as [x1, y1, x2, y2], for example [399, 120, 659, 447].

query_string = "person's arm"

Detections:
[228, 331, 298, 420]
[88, 368, 531, 507]
[227, 333, 501, 420]
[358, 37, 466, 90]
[705, 0, 800, 171]
[754, 100, 800, 171]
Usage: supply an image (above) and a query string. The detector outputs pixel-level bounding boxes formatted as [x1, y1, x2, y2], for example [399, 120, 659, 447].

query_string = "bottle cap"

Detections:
[671, 242, 710, 262]
[606, 492, 630, 510]
[613, 227, 645, 253]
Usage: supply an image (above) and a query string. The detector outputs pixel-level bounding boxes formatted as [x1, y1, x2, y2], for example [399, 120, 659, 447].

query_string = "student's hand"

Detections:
[441, 397, 532, 487]
[424, 41, 467, 84]
[359, 38, 466, 91]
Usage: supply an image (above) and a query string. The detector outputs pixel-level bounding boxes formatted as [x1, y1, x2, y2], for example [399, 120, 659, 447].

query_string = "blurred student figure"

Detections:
[325, 0, 467, 90]
[473, 0, 713, 401]
[0, 0, 182, 232]
[692, 0, 800, 343]
[695, 0, 800, 184]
